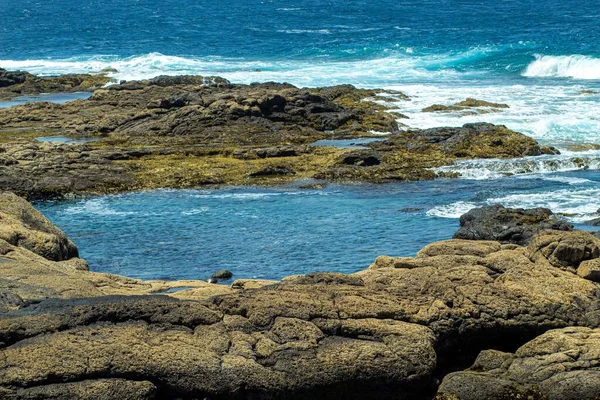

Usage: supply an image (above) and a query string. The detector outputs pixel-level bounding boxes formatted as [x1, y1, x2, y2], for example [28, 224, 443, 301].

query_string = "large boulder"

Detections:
[453, 205, 573, 245]
[0, 192, 78, 261]
[436, 327, 600, 400]
[527, 230, 600, 270]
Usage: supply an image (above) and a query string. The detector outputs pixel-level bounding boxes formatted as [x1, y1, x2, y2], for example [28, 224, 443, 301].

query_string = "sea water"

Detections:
[36, 172, 600, 281]
[2, 0, 599, 279]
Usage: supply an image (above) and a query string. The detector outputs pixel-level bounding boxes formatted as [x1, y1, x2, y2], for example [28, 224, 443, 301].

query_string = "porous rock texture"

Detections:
[435, 327, 600, 400]
[3, 194, 600, 398]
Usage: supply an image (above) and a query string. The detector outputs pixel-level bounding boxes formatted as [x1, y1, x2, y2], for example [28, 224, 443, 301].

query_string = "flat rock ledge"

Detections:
[2, 194, 600, 399]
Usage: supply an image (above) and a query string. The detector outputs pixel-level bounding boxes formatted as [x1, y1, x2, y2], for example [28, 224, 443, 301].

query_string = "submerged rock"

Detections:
[453, 205, 573, 245]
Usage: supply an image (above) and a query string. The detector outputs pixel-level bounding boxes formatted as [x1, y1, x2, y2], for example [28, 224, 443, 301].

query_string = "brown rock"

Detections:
[577, 258, 600, 282]
[436, 327, 600, 400]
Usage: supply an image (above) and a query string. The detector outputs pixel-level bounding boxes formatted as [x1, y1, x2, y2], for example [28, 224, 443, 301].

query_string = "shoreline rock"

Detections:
[2, 195, 600, 398]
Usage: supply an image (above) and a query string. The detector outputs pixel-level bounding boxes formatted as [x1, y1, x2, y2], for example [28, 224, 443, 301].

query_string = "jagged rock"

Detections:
[453, 205, 573, 245]
[436, 327, 600, 400]
[586, 217, 600, 226]
[248, 165, 294, 177]
[372, 123, 559, 158]
[422, 98, 509, 113]
[338, 149, 382, 166]
[0, 69, 112, 100]
[0, 69, 30, 88]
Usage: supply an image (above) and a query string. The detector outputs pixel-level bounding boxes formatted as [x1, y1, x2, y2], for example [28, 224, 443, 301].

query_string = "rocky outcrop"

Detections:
[0, 192, 78, 260]
[0, 74, 557, 199]
[370, 123, 558, 159]
[3, 196, 600, 398]
[436, 327, 600, 400]
[0, 68, 113, 100]
[454, 205, 573, 245]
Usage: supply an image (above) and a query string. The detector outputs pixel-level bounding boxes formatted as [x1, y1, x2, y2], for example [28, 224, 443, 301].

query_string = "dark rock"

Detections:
[0, 69, 30, 88]
[400, 207, 423, 213]
[338, 150, 382, 166]
[373, 123, 559, 158]
[249, 166, 294, 177]
[211, 269, 233, 279]
[454, 205, 573, 246]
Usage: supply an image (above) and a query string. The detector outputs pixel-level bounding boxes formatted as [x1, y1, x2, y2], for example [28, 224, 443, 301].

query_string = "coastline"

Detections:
[2, 192, 600, 399]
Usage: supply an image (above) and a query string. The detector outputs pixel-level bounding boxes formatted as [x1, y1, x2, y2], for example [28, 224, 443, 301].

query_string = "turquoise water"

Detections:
[36, 171, 600, 281]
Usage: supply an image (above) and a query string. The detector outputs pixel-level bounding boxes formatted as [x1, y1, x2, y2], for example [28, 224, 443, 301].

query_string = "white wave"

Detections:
[521, 175, 594, 185]
[63, 199, 136, 216]
[276, 29, 331, 34]
[434, 155, 600, 180]
[181, 207, 209, 216]
[426, 201, 479, 218]
[385, 83, 600, 146]
[489, 189, 600, 223]
[0, 49, 495, 87]
[522, 55, 600, 80]
[428, 188, 600, 223]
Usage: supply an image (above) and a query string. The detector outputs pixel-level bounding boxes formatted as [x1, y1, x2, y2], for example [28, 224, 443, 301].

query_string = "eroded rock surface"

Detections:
[0, 68, 112, 100]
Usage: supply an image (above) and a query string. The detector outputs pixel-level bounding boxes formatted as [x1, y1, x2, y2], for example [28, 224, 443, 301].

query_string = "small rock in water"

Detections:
[211, 269, 233, 279]
[207, 277, 218, 284]
[400, 207, 423, 213]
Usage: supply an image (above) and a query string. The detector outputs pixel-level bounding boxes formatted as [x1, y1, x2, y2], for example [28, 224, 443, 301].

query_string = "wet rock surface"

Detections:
[454, 205, 573, 246]
[2, 197, 600, 398]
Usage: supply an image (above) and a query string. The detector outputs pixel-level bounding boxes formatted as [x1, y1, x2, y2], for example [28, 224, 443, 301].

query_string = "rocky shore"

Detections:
[2, 71, 599, 399]
[1, 192, 600, 399]
[0, 71, 557, 200]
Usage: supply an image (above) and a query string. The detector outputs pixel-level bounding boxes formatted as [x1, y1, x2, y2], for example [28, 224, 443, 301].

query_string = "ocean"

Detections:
[2, 0, 599, 280]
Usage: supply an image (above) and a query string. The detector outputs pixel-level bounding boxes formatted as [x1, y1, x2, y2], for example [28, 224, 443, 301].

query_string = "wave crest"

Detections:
[523, 54, 600, 80]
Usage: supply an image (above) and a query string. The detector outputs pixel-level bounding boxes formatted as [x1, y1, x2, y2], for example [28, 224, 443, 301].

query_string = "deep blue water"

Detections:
[1, 0, 599, 85]
[36, 170, 600, 281]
